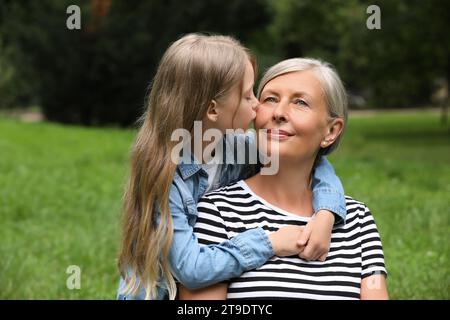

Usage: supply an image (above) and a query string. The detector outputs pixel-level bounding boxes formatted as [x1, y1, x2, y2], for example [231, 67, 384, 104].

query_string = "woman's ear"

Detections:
[320, 118, 344, 148]
[205, 100, 220, 123]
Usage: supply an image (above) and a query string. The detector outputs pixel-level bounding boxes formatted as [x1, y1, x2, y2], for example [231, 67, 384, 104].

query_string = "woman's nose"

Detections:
[272, 100, 288, 122]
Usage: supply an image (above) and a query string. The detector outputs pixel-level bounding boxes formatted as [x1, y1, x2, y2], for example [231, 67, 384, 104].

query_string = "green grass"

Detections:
[0, 111, 449, 299]
[330, 111, 450, 299]
[0, 118, 134, 299]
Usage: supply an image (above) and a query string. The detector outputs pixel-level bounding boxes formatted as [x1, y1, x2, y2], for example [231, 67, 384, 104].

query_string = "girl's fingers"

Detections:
[297, 223, 312, 246]
[318, 253, 327, 262]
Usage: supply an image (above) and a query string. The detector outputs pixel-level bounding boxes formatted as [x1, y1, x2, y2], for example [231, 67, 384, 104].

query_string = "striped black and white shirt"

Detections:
[194, 180, 387, 300]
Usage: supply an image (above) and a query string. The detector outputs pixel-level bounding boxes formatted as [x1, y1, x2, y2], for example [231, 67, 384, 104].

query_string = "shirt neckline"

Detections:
[237, 180, 314, 222]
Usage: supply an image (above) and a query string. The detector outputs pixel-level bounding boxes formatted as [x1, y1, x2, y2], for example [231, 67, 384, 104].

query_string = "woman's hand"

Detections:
[268, 225, 306, 257]
[297, 210, 335, 261]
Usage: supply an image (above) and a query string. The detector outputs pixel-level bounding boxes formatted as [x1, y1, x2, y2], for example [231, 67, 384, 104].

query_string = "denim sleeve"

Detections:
[311, 156, 347, 224]
[168, 185, 274, 290]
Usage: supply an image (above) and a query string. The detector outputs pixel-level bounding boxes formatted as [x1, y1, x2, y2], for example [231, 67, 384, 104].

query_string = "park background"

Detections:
[0, 0, 449, 299]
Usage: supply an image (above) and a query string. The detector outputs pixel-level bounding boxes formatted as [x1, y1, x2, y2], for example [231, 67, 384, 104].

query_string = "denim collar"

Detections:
[178, 163, 203, 180]
[176, 136, 230, 180]
[177, 151, 204, 180]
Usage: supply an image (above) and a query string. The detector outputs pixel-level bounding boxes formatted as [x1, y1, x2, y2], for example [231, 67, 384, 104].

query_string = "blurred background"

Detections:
[0, 0, 448, 299]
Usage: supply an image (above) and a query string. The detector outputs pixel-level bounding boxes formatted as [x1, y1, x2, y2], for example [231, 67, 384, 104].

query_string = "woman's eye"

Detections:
[263, 97, 277, 103]
[294, 99, 309, 107]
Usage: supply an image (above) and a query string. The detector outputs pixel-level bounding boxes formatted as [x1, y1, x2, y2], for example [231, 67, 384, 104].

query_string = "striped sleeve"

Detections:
[194, 196, 229, 245]
[360, 205, 388, 278]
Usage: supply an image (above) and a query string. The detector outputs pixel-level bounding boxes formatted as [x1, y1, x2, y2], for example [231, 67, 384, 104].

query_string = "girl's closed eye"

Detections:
[245, 90, 255, 101]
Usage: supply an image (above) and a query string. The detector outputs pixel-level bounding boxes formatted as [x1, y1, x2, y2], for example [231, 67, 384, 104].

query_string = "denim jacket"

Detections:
[117, 132, 346, 299]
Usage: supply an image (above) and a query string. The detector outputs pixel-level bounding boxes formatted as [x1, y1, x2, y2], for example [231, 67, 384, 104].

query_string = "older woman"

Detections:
[179, 58, 388, 300]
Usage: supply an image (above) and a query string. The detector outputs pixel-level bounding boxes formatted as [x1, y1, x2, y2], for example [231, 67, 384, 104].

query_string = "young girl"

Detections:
[117, 34, 347, 300]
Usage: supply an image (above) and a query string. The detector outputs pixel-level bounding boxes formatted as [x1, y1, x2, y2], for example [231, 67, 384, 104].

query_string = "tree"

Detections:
[3, 0, 269, 126]
[264, 0, 450, 109]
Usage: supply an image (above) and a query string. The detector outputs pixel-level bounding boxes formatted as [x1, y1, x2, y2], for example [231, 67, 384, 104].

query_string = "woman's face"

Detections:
[215, 59, 258, 131]
[255, 70, 332, 162]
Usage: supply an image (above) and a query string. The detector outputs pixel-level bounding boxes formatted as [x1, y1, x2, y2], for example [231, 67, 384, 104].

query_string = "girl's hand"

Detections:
[297, 210, 335, 261]
[268, 225, 306, 257]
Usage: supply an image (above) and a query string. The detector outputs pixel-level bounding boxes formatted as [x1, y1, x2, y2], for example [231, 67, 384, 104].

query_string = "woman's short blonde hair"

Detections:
[257, 58, 348, 155]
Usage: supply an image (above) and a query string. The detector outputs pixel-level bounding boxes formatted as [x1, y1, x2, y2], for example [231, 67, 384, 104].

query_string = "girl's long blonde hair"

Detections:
[118, 33, 255, 299]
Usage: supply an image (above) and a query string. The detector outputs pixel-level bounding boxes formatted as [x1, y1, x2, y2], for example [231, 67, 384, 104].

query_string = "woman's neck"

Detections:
[246, 158, 315, 216]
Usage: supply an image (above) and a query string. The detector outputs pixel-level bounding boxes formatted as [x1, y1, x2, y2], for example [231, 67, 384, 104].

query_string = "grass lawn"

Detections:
[0, 110, 449, 299]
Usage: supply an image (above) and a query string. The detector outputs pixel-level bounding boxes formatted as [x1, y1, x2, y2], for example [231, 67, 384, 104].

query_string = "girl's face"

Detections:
[215, 59, 258, 131]
[255, 70, 332, 162]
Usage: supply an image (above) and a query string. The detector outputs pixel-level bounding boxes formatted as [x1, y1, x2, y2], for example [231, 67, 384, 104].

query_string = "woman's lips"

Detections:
[266, 129, 294, 141]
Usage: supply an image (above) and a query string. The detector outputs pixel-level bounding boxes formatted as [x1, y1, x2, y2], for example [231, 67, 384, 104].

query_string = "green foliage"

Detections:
[0, 32, 36, 108]
[2, 0, 269, 126]
[266, 0, 450, 108]
[0, 111, 448, 299]
[1, 0, 449, 122]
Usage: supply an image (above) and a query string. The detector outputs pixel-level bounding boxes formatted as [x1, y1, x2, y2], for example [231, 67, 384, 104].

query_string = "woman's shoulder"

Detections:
[196, 181, 249, 219]
[343, 195, 373, 220]
[199, 180, 249, 205]
[205, 180, 246, 195]
[344, 195, 367, 207]
[345, 195, 380, 228]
